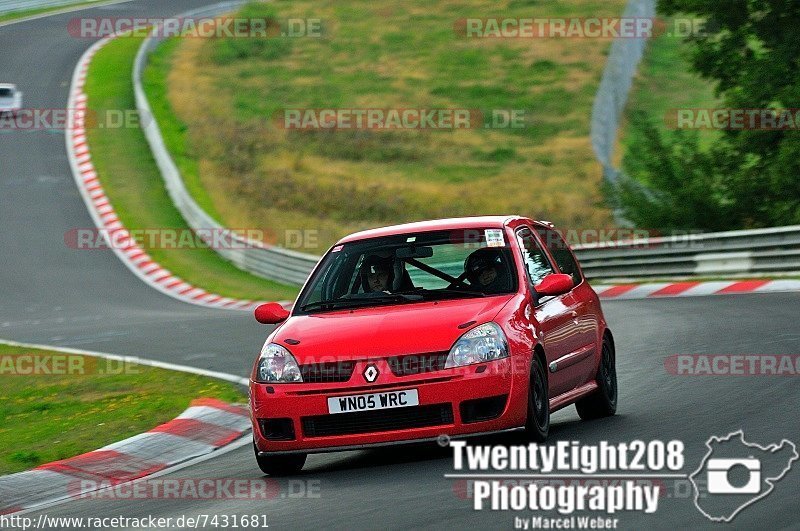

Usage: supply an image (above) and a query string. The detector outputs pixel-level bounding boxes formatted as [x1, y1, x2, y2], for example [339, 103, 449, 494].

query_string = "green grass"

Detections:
[83, 35, 299, 302]
[144, 38, 222, 223]
[146, 0, 629, 250]
[0, 0, 113, 24]
[620, 17, 721, 159]
[0, 343, 245, 475]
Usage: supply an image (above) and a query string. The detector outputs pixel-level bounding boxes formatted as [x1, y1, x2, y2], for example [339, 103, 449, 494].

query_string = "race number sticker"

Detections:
[485, 229, 505, 247]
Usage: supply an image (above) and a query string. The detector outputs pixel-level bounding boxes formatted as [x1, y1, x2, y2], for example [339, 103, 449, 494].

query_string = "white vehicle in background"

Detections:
[0, 84, 22, 115]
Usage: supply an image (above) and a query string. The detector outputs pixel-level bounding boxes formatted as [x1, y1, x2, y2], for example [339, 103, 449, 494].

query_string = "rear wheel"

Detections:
[253, 441, 307, 476]
[525, 354, 550, 441]
[575, 336, 617, 420]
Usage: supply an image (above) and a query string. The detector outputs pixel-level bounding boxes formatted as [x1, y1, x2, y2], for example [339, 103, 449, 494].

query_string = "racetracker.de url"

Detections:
[0, 514, 269, 530]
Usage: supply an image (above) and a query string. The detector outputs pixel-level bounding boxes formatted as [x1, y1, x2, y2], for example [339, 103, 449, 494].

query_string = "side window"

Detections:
[515, 228, 553, 285]
[536, 227, 582, 285]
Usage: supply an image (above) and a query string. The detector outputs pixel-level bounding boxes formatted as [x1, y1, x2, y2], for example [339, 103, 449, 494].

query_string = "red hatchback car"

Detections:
[249, 216, 617, 475]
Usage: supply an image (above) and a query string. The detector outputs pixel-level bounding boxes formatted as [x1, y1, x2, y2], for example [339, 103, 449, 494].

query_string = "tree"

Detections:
[616, 112, 733, 231]
[615, 0, 800, 229]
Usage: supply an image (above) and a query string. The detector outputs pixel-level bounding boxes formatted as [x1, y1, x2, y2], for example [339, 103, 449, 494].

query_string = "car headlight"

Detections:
[445, 322, 509, 368]
[256, 343, 303, 383]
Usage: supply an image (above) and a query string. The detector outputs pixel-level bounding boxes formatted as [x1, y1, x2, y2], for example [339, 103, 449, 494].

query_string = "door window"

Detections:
[535, 227, 582, 286]
[515, 228, 553, 285]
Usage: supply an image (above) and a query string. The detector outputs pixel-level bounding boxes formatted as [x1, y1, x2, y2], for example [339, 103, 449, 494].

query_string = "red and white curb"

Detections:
[0, 398, 250, 514]
[65, 35, 278, 312]
[593, 278, 800, 300]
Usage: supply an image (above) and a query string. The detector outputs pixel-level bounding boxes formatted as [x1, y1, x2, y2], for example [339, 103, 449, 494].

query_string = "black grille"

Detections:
[300, 361, 356, 383]
[460, 395, 508, 424]
[258, 418, 296, 441]
[301, 404, 453, 437]
[387, 352, 449, 377]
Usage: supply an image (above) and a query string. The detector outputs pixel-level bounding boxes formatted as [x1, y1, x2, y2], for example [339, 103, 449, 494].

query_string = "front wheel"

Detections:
[253, 441, 307, 476]
[575, 336, 617, 420]
[525, 355, 550, 441]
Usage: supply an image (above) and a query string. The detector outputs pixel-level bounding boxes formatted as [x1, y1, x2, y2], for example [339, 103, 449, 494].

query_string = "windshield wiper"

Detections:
[364, 293, 424, 303]
[300, 293, 423, 313]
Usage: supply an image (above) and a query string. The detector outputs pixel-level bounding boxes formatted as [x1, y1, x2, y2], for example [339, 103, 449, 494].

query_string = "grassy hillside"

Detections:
[146, 0, 628, 251]
[619, 16, 721, 165]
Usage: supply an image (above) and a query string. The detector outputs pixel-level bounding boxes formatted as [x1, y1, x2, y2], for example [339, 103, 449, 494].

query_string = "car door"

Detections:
[515, 226, 576, 397]
[534, 225, 600, 389]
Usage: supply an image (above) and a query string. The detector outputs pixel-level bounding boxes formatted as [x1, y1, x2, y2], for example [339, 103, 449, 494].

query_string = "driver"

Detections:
[465, 248, 508, 294]
[360, 255, 393, 293]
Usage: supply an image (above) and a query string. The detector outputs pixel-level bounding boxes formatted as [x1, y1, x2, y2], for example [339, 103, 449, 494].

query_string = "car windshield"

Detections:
[295, 228, 518, 314]
[0, 88, 13, 98]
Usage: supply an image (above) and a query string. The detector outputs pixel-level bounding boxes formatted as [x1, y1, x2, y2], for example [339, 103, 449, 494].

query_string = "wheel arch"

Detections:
[532, 343, 547, 381]
[602, 327, 615, 352]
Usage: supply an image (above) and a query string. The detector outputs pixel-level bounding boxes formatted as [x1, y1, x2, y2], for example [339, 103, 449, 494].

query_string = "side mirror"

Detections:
[534, 274, 573, 297]
[254, 302, 290, 325]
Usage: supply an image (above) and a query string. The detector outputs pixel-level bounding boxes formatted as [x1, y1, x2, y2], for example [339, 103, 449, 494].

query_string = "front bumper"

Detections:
[250, 357, 529, 454]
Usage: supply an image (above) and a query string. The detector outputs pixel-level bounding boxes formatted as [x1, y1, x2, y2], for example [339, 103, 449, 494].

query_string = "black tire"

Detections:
[575, 336, 618, 420]
[253, 441, 307, 476]
[525, 354, 550, 442]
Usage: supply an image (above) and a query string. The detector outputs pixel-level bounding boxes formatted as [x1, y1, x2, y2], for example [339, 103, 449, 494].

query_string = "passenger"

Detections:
[464, 249, 509, 294]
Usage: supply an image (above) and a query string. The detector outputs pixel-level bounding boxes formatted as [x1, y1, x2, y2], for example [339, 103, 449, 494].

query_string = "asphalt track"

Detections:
[1, 2, 799, 529]
[0, 0, 264, 377]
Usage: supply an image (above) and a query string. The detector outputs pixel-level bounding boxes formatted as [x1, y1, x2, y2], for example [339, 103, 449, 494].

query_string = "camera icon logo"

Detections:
[690, 431, 798, 522]
[706, 457, 761, 494]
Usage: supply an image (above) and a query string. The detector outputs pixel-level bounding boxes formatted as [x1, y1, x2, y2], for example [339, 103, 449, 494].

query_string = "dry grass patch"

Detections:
[148, 0, 626, 251]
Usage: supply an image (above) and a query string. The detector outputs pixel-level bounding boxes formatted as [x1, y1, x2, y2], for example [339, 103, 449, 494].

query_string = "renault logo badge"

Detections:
[363, 364, 379, 383]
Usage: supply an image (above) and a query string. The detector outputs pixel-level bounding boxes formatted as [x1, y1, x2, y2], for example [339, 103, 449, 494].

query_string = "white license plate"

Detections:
[328, 389, 419, 414]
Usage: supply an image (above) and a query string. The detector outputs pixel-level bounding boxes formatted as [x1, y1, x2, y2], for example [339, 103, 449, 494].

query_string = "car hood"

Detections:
[271, 296, 514, 363]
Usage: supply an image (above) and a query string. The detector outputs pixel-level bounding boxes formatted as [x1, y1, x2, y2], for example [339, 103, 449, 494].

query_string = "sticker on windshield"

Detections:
[484, 229, 505, 247]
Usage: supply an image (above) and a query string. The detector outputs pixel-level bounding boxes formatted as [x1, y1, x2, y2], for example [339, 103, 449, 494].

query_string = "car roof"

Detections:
[0, 83, 16, 90]
[336, 215, 534, 244]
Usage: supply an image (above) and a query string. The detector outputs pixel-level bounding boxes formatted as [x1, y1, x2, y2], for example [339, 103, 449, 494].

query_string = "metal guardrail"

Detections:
[0, 0, 87, 15]
[589, 0, 656, 187]
[133, 1, 319, 286]
[133, 2, 800, 287]
[573, 226, 800, 280]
